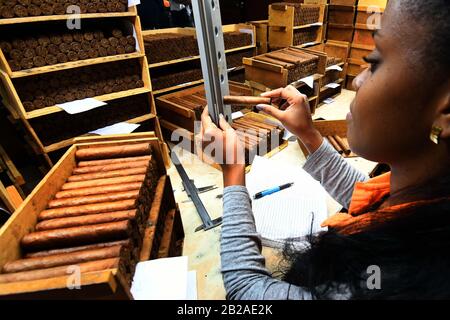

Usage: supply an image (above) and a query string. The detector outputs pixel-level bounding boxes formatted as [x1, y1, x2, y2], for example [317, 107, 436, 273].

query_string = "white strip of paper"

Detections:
[128, 0, 141, 7]
[323, 98, 335, 105]
[132, 25, 140, 52]
[89, 122, 141, 136]
[299, 75, 314, 89]
[232, 111, 244, 120]
[325, 83, 341, 89]
[57, 98, 107, 115]
[310, 22, 323, 27]
[302, 42, 317, 47]
[326, 65, 343, 72]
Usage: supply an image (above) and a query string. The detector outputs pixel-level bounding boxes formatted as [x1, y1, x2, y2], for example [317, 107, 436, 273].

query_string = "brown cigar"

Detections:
[0, 258, 120, 284]
[35, 210, 137, 231]
[67, 166, 148, 182]
[2, 245, 125, 273]
[25, 240, 130, 259]
[75, 143, 151, 161]
[21, 220, 132, 250]
[38, 199, 136, 221]
[54, 182, 142, 199]
[47, 190, 140, 209]
[61, 175, 146, 190]
[333, 135, 351, 155]
[223, 95, 271, 106]
[73, 159, 150, 174]
[326, 136, 344, 154]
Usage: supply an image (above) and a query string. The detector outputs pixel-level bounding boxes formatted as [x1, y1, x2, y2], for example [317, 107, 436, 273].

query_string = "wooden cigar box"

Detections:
[326, 23, 355, 43]
[0, 133, 183, 299]
[329, 0, 358, 5]
[328, 5, 357, 25]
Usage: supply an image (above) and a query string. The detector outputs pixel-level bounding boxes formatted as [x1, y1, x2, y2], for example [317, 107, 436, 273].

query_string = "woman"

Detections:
[199, 0, 450, 299]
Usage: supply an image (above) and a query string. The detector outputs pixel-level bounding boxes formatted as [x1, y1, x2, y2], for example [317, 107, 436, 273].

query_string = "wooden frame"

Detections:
[0, 133, 179, 299]
[326, 23, 355, 42]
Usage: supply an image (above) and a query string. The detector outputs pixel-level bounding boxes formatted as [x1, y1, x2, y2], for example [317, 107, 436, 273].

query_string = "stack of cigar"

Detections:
[231, 113, 285, 165]
[0, 143, 162, 285]
[253, 47, 319, 84]
[293, 28, 319, 46]
[325, 135, 355, 158]
[223, 32, 253, 50]
[16, 59, 144, 112]
[29, 94, 150, 146]
[1, 27, 136, 72]
[0, 0, 128, 19]
[143, 33, 199, 64]
[151, 68, 203, 91]
[272, 3, 321, 26]
[226, 49, 255, 69]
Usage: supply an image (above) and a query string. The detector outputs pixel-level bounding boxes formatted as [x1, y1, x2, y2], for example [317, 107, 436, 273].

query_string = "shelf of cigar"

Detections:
[143, 24, 255, 68]
[268, 3, 325, 50]
[0, 134, 184, 299]
[0, 0, 134, 25]
[0, 17, 141, 77]
[298, 119, 356, 158]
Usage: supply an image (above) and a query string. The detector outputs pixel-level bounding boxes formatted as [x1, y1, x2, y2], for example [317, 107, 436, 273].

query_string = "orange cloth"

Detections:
[321, 173, 418, 235]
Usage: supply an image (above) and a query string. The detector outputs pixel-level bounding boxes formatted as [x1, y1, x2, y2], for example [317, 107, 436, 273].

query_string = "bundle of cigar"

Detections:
[321, 56, 344, 86]
[254, 47, 319, 84]
[223, 32, 253, 50]
[293, 28, 319, 46]
[324, 135, 355, 158]
[1, 27, 136, 72]
[231, 113, 284, 165]
[226, 48, 255, 69]
[143, 33, 199, 65]
[15, 59, 144, 112]
[29, 94, 150, 146]
[272, 3, 321, 26]
[0, 143, 162, 285]
[151, 67, 203, 91]
[0, 0, 128, 20]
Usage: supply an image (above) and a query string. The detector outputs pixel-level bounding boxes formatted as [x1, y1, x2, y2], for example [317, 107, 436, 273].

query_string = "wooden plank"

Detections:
[0, 70, 27, 117]
[153, 79, 205, 96]
[5, 186, 23, 210]
[10, 53, 145, 79]
[0, 180, 15, 213]
[157, 209, 176, 258]
[0, 145, 24, 185]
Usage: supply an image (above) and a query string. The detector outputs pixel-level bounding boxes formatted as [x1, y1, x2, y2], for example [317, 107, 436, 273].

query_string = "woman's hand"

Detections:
[196, 107, 245, 187]
[258, 85, 323, 154]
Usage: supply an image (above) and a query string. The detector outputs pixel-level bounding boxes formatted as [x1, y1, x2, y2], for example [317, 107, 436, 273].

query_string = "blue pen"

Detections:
[253, 182, 294, 200]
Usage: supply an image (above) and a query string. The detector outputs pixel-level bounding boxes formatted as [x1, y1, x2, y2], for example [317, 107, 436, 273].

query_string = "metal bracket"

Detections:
[192, 0, 232, 126]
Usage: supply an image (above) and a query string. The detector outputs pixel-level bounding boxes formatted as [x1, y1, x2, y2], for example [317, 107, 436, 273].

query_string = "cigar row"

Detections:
[0, 0, 128, 20]
[1, 26, 136, 72]
[15, 59, 144, 112]
[293, 28, 320, 46]
[272, 3, 321, 26]
[0, 144, 164, 286]
[324, 135, 355, 158]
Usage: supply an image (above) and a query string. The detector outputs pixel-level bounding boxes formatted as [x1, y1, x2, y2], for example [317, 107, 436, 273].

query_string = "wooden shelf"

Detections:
[153, 79, 204, 95]
[25, 87, 151, 119]
[148, 45, 256, 69]
[293, 22, 323, 30]
[9, 53, 145, 79]
[0, 12, 136, 26]
[43, 113, 156, 153]
[319, 78, 345, 93]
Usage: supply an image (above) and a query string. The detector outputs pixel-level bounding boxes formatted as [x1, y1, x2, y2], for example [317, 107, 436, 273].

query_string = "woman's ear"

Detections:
[434, 92, 450, 140]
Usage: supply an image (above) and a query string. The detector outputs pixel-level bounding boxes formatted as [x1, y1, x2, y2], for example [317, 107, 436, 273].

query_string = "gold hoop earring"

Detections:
[430, 126, 443, 145]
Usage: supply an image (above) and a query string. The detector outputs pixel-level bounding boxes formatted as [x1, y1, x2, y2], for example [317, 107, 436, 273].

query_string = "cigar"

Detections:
[0, 258, 120, 284]
[35, 210, 137, 231]
[47, 190, 140, 209]
[25, 240, 131, 259]
[67, 166, 148, 182]
[75, 143, 151, 161]
[223, 95, 271, 106]
[326, 136, 344, 154]
[21, 220, 133, 250]
[333, 135, 351, 155]
[38, 199, 137, 221]
[73, 159, 151, 174]
[61, 175, 146, 190]
[54, 182, 143, 199]
[2, 245, 125, 273]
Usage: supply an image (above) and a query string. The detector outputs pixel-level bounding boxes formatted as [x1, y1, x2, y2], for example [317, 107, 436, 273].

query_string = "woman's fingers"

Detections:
[260, 87, 284, 98]
[256, 104, 285, 121]
[219, 114, 233, 131]
[201, 106, 217, 130]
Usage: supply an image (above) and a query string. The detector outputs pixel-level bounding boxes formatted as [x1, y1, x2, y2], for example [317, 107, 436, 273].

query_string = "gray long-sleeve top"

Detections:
[221, 139, 369, 300]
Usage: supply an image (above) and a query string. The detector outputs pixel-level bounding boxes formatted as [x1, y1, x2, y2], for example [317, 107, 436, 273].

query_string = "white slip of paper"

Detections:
[325, 83, 341, 89]
[232, 111, 244, 120]
[326, 65, 343, 72]
[299, 75, 314, 89]
[323, 98, 335, 105]
[89, 122, 141, 136]
[246, 156, 328, 244]
[128, 0, 141, 7]
[56, 98, 107, 115]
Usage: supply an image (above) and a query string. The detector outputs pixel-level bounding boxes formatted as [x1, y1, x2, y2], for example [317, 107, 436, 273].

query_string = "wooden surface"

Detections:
[167, 89, 377, 299]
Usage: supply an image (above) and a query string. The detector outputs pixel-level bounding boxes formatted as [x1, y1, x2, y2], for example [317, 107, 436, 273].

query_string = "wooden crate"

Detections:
[355, 5, 385, 25]
[249, 20, 269, 55]
[329, 0, 357, 5]
[298, 120, 357, 158]
[328, 5, 356, 25]
[353, 23, 378, 46]
[347, 58, 368, 76]
[268, 4, 326, 49]
[349, 43, 374, 61]
[326, 23, 354, 42]
[0, 133, 181, 299]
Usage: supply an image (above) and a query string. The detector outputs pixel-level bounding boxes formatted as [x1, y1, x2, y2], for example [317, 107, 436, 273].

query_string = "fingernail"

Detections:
[219, 113, 224, 119]
[256, 104, 264, 111]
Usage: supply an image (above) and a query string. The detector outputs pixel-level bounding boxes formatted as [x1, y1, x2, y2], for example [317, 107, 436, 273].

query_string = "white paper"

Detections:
[132, 25, 140, 52]
[326, 65, 343, 72]
[246, 156, 328, 248]
[57, 98, 106, 115]
[310, 22, 323, 27]
[282, 129, 295, 141]
[325, 82, 341, 89]
[131, 256, 189, 300]
[302, 42, 317, 47]
[323, 98, 335, 105]
[299, 75, 314, 89]
[89, 122, 140, 136]
[186, 271, 198, 300]
[128, 0, 141, 7]
[232, 111, 244, 120]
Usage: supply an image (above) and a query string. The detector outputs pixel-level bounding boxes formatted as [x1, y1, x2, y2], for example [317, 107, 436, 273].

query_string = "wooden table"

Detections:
[166, 89, 378, 299]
